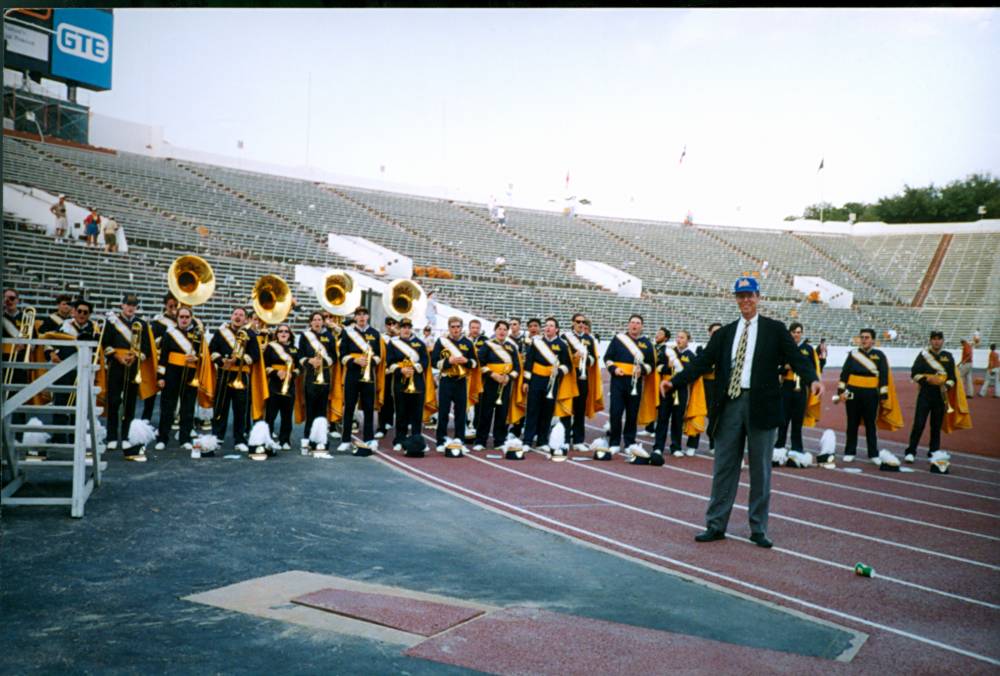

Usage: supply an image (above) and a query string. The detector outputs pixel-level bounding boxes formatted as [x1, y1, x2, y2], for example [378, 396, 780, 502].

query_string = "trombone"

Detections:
[3, 306, 35, 386]
[130, 321, 143, 385]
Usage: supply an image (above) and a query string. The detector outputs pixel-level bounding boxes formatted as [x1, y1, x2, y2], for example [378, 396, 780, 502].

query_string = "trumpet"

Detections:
[495, 370, 508, 405]
[313, 345, 326, 385]
[229, 329, 249, 390]
[546, 368, 558, 400]
[3, 306, 35, 386]
[403, 360, 418, 394]
[186, 326, 202, 389]
[130, 321, 143, 384]
[360, 345, 374, 383]
[941, 384, 954, 414]
[832, 390, 854, 404]
[630, 358, 641, 397]
[281, 356, 294, 396]
[793, 372, 802, 392]
[441, 349, 466, 378]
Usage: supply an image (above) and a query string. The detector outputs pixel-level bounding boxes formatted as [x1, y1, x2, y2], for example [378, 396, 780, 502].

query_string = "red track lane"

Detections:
[376, 449, 1000, 672]
[504, 455, 1000, 604]
[578, 427, 1000, 537]
[537, 454, 1000, 571]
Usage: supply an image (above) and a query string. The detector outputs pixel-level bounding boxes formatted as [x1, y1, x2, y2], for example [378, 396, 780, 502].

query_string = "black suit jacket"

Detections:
[670, 315, 818, 433]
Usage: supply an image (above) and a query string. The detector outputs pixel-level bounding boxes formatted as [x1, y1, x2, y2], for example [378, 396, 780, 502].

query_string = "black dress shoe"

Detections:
[750, 533, 773, 548]
[694, 529, 726, 543]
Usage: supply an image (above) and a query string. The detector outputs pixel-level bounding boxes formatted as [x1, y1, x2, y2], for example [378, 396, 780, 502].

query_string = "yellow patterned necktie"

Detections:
[728, 320, 751, 398]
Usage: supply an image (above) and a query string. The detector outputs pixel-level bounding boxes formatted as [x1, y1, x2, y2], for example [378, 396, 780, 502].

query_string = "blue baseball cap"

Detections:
[732, 276, 760, 294]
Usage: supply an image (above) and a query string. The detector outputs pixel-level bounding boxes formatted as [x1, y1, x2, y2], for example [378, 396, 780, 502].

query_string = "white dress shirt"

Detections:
[730, 314, 759, 388]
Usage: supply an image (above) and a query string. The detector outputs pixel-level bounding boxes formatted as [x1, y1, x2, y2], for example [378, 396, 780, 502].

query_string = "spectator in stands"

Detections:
[887, 328, 898, 342]
[493, 255, 507, 272]
[103, 215, 120, 253]
[50, 194, 68, 242]
[972, 328, 982, 346]
[496, 206, 506, 227]
[980, 344, 999, 398]
[959, 339, 974, 397]
[817, 338, 828, 371]
[83, 208, 100, 247]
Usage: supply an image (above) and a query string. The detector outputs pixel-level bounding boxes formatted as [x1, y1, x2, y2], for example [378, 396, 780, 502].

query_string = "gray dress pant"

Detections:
[706, 390, 777, 536]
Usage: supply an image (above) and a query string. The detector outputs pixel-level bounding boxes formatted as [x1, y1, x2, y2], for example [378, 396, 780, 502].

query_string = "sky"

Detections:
[73, 7, 1000, 225]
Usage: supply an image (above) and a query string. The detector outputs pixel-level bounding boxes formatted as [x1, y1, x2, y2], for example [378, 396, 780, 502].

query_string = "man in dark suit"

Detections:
[665, 277, 822, 548]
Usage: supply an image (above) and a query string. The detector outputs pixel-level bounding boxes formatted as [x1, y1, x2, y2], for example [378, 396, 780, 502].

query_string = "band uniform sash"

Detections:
[107, 312, 135, 344]
[390, 336, 422, 371]
[345, 326, 371, 357]
[218, 324, 237, 349]
[304, 329, 333, 365]
[439, 335, 467, 378]
[847, 375, 878, 389]
[611, 361, 637, 376]
[532, 336, 560, 367]
[166, 326, 194, 355]
[615, 333, 645, 365]
[531, 363, 555, 377]
[921, 349, 947, 375]
[269, 341, 294, 366]
[849, 349, 879, 375]
[167, 352, 194, 367]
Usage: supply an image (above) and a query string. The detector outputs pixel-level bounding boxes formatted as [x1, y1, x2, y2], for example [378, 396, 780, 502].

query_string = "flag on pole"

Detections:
[679, 145, 687, 164]
[817, 158, 824, 172]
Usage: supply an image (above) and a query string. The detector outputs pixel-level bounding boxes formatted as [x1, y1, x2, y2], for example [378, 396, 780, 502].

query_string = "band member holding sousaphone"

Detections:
[431, 316, 477, 455]
[154, 306, 208, 452]
[604, 314, 657, 459]
[520, 317, 574, 457]
[338, 305, 384, 454]
[100, 292, 156, 460]
[209, 306, 258, 452]
[385, 317, 431, 453]
[298, 311, 335, 454]
[264, 323, 300, 452]
[560, 312, 602, 452]
[474, 319, 522, 452]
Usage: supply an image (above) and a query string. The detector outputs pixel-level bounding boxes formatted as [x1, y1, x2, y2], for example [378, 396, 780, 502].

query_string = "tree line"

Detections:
[787, 173, 1000, 223]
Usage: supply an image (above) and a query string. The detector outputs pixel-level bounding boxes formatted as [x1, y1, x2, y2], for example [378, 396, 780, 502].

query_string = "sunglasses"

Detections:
[76, 309, 91, 315]
[277, 330, 290, 334]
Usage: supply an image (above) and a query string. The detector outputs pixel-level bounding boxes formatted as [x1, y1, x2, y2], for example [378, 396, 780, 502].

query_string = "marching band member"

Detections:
[774, 322, 821, 459]
[42, 298, 99, 453]
[643, 327, 670, 437]
[467, 318, 487, 439]
[474, 320, 522, 451]
[323, 312, 345, 441]
[154, 306, 206, 452]
[100, 293, 156, 460]
[37, 293, 74, 335]
[653, 334, 686, 459]
[3, 289, 35, 434]
[431, 316, 477, 452]
[904, 331, 971, 462]
[141, 293, 179, 422]
[509, 317, 539, 438]
[686, 322, 721, 454]
[604, 314, 657, 458]
[338, 306, 384, 453]
[265, 323, 300, 452]
[209, 307, 259, 452]
[376, 316, 399, 439]
[835, 328, 902, 464]
[385, 318, 431, 450]
[560, 312, 602, 452]
[520, 317, 573, 456]
[299, 311, 335, 453]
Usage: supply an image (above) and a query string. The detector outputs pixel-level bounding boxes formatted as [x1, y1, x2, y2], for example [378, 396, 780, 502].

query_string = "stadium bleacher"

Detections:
[3, 134, 996, 347]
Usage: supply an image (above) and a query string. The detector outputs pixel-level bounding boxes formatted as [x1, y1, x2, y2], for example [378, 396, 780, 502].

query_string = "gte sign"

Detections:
[56, 23, 109, 63]
[50, 9, 113, 90]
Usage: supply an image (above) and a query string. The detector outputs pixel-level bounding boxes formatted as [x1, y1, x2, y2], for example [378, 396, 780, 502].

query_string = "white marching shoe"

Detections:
[235, 443, 249, 453]
[154, 441, 166, 451]
[337, 442, 351, 452]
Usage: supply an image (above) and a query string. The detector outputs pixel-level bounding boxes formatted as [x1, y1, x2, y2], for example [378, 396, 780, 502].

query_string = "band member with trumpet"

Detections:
[339, 305, 383, 453]
[466, 318, 487, 439]
[834, 328, 901, 463]
[604, 314, 657, 456]
[774, 323, 821, 459]
[521, 317, 573, 455]
[264, 323, 300, 451]
[474, 320, 522, 451]
[42, 298, 99, 452]
[904, 330, 971, 463]
[3, 288, 36, 434]
[509, 317, 539, 438]
[385, 317, 431, 449]
[299, 311, 335, 452]
[209, 306, 258, 452]
[141, 292, 179, 422]
[376, 316, 399, 440]
[431, 316, 477, 450]
[154, 306, 206, 452]
[100, 293, 156, 459]
[560, 312, 602, 451]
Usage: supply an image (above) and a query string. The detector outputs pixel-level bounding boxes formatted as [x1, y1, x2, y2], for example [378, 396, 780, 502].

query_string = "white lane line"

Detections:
[591, 407, 1000, 472]
[457, 450, 1000, 611]
[549, 452, 1000, 569]
[585, 424, 1000, 516]
[375, 450, 1000, 667]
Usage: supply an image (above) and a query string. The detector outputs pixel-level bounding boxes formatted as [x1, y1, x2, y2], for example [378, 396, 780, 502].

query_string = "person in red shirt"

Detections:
[959, 339, 974, 398]
[980, 343, 999, 398]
